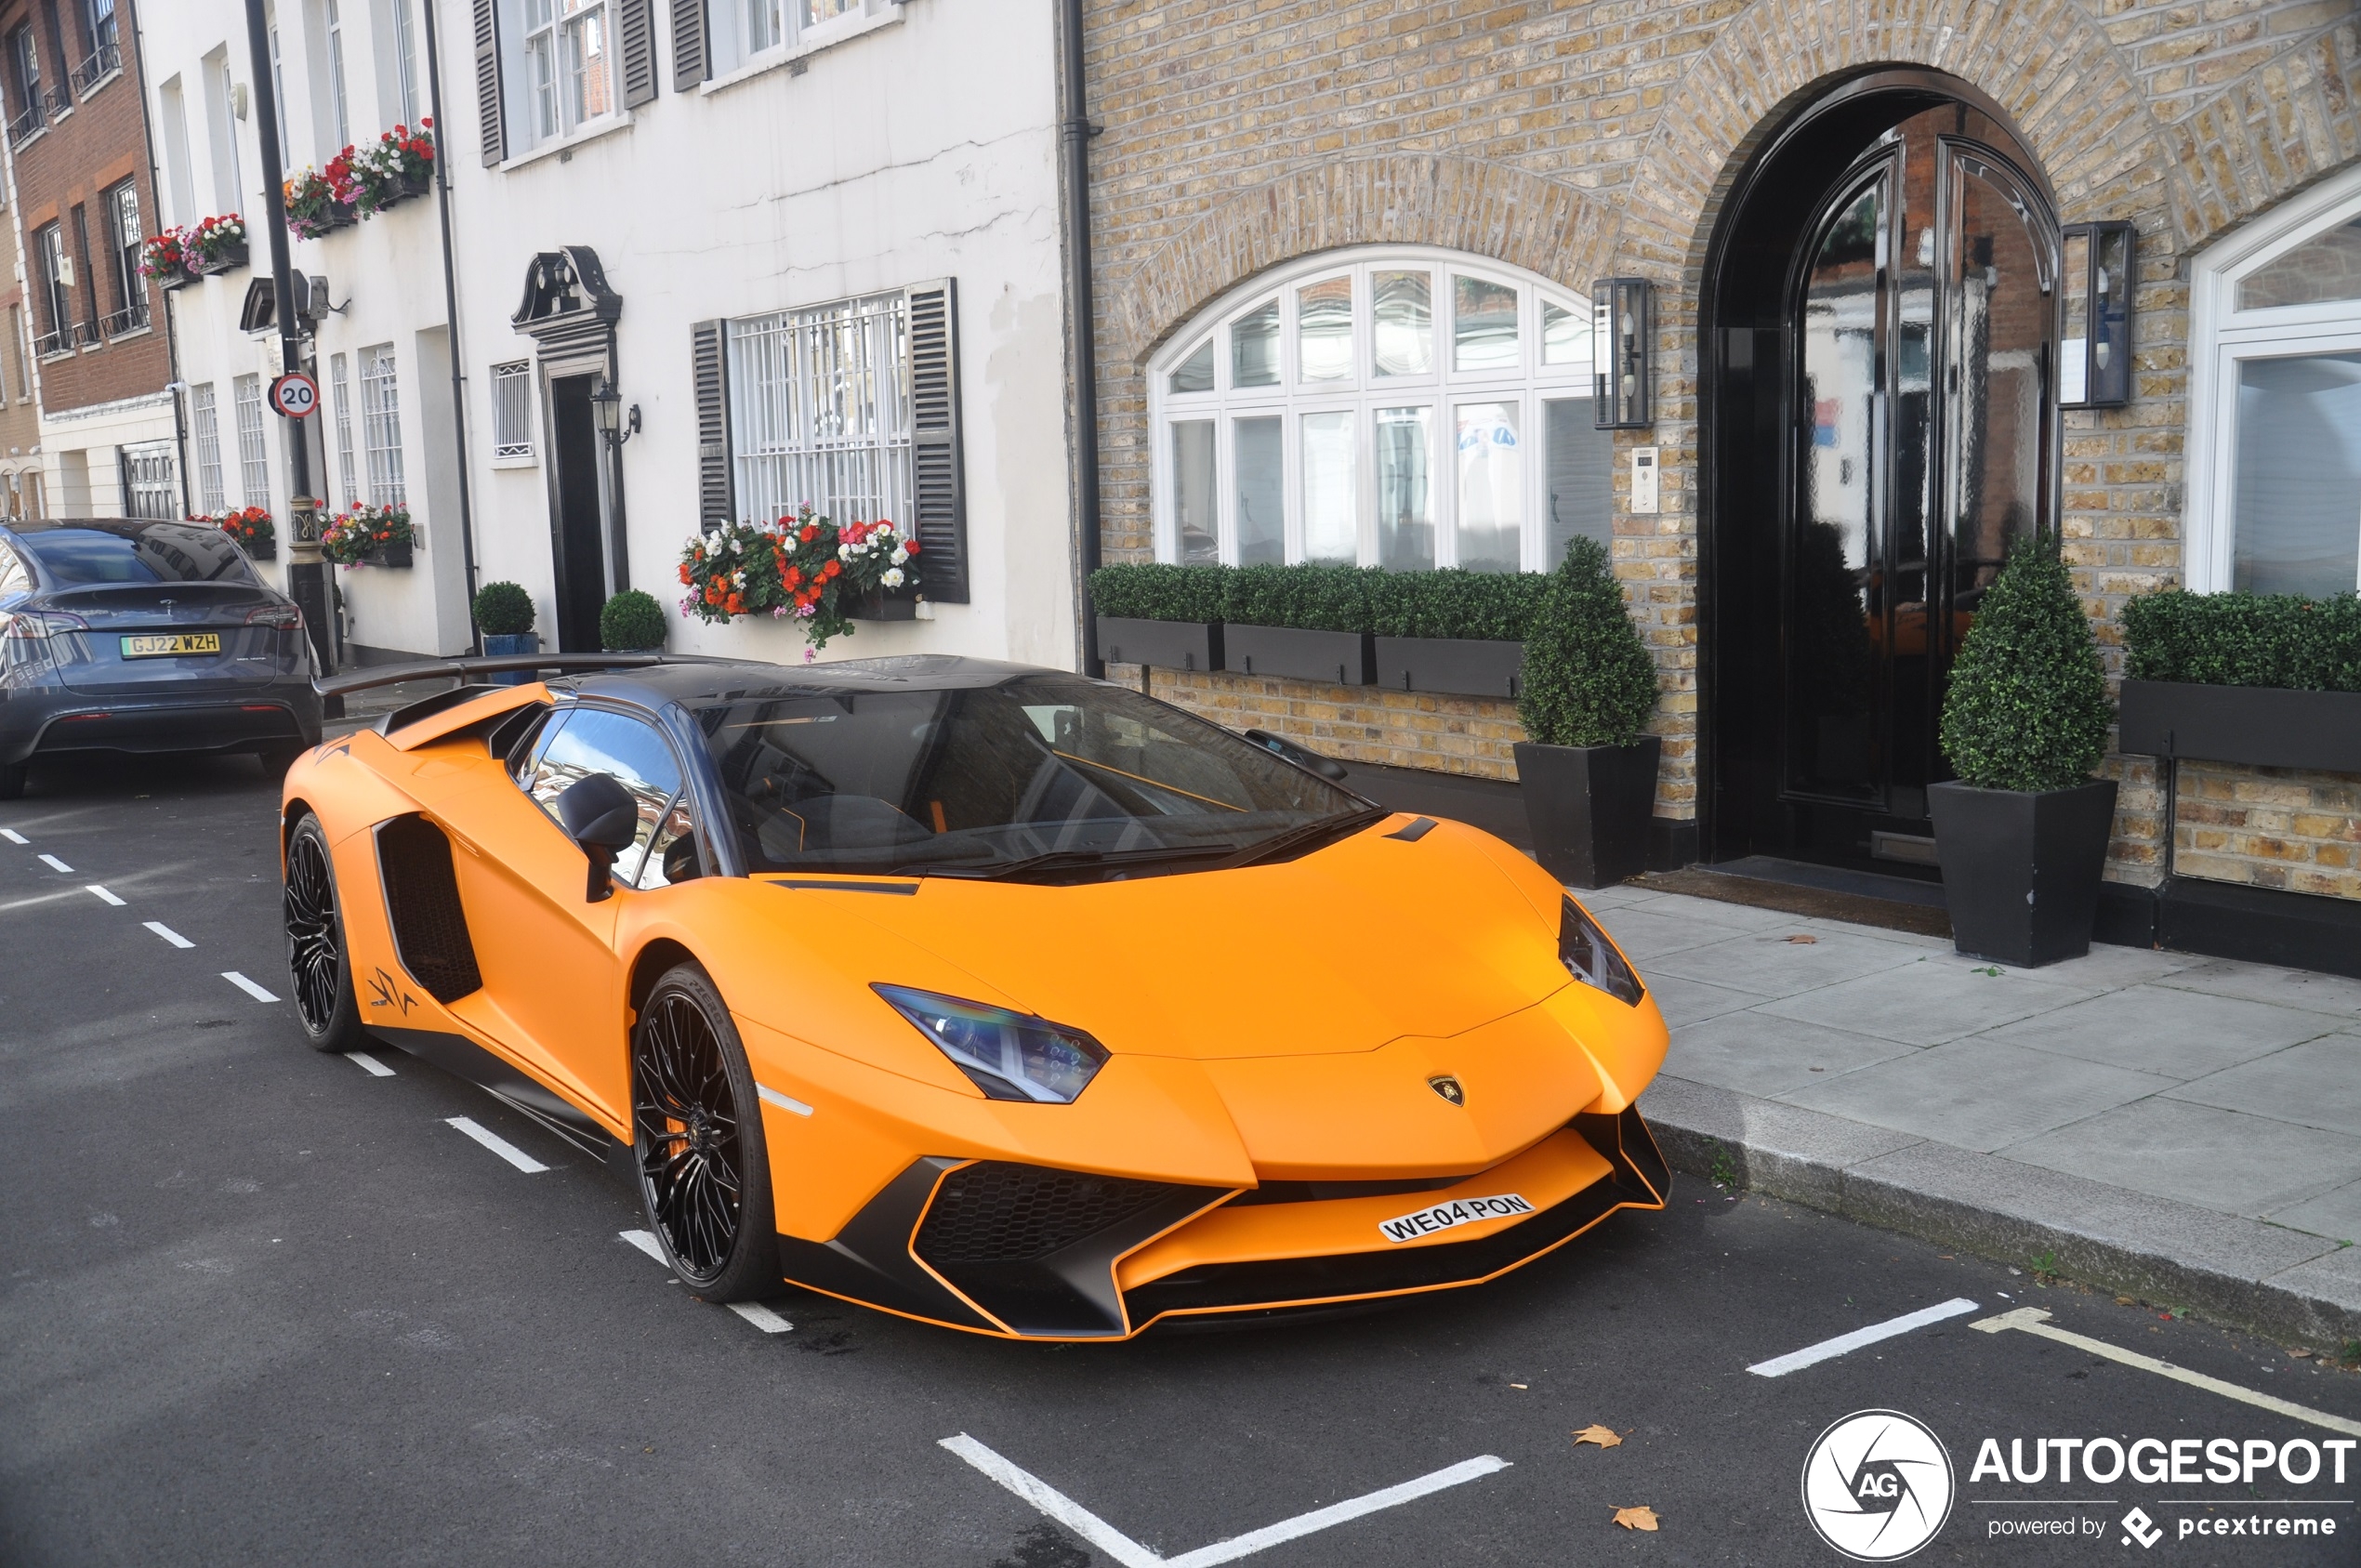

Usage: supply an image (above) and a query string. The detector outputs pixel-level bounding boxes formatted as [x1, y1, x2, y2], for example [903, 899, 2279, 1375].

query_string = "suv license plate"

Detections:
[122, 633, 221, 657]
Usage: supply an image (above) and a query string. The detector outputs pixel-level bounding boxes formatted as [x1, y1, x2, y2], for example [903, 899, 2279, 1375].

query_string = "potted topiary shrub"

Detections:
[600, 588, 667, 652]
[1931, 536, 2117, 967]
[1512, 536, 1660, 888]
[473, 580, 538, 686]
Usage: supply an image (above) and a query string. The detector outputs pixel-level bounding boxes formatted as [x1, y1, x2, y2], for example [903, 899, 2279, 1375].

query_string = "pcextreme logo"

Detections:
[1801, 1409, 1957, 1561]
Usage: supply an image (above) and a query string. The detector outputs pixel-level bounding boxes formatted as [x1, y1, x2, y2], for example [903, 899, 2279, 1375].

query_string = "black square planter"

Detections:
[1930, 778, 2119, 968]
[846, 586, 918, 622]
[1225, 625, 1373, 686]
[1096, 616, 1223, 672]
[2117, 679, 2361, 773]
[1374, 636, 1524, 699]
[1514, 736, 1661, 889]
[362, 540, 414, 569]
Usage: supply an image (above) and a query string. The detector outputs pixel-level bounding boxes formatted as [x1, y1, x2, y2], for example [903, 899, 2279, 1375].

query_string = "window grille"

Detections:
[119, 440, 176, 520]
[232, 375, 270, 509]
[191, 382, 226, 512]
[330, 352, 356, 505]
[728, 291, 912, 527]
[491, 361, 534, 458]
[360, 345, 406, 506]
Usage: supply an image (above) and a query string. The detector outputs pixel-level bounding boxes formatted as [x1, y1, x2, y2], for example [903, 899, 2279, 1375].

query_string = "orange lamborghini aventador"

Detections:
[283, 653, 1669, 1339]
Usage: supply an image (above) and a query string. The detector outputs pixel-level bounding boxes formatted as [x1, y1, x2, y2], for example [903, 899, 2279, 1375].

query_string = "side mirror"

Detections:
[554, 773, 640, 902]
[1242, 727, 1350, 781]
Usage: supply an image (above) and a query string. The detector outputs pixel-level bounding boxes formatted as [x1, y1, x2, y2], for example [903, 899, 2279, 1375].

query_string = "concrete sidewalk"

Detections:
[1610, 881, 2361, 1351]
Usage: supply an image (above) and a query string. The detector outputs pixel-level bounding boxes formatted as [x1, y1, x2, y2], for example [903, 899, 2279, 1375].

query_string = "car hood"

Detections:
[798, 815, 1569, 1060]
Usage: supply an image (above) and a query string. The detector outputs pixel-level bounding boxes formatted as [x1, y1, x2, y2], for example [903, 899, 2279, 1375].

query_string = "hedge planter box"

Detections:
[2117, 679, 2361, 774]
[481, 631, 540, 687]
[1930, 779, 2118, 968]
[1225, 625, 1374, 686]
[1096, 615, 1222, 672]
[1374, 636, 1524, 700]
[362, 540, 414, 569]
[846, 586, 918, 623]
[1514, 736, 1661, 889]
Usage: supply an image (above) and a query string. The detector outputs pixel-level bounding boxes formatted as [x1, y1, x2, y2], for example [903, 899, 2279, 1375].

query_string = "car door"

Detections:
[436, 703, 692, 1129]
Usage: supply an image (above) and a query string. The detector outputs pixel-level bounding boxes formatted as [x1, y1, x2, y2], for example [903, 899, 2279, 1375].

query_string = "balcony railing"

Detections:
[32, 325, 73, 359]
[7, 100, 46, 151]
[70, 40, 119, 99]
[99, 301, 147, 338]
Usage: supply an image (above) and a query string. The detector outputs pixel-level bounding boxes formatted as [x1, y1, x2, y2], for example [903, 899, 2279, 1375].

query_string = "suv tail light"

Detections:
[244, 603, 304, 629]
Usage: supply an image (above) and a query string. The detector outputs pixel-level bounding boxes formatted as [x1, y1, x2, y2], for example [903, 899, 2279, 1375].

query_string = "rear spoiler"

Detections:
[314, 652, 739, 714]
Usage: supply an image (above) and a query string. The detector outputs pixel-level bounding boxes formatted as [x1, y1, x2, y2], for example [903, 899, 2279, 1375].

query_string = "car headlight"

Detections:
[873, 984, 1109, 1103]
[1560, 897, 1643, 1007]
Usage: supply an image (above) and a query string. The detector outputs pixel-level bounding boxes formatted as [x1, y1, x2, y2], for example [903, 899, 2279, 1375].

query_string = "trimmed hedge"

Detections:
[472, 580, 534, 637]
[600, 588, 668, 652]
[1516, 536, 1656, 748]
[1938, 537, 2111, 793]
[2121, 588, 2361, 692]
[1088, 561, 1546, 640]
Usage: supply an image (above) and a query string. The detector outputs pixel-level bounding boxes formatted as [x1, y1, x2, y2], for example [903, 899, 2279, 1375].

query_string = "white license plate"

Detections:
[1378, 1192, 1534, 1244]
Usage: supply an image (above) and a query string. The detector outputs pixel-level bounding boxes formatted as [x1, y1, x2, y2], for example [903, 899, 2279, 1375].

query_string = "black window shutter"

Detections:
[617, 0, 658, 108]
[670, 0, 708, 93]
[906, 281, 967, 604]
[692, 319, 733, 527]
[473, 0, 505, 166]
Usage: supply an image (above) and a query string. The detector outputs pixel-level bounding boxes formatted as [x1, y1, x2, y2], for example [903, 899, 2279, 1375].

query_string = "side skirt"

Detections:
[368, 1023, 628, 1172]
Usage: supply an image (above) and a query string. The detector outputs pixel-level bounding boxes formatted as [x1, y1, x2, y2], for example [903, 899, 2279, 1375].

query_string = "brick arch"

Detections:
[2164, 20, 2361, 250]
[1611, 0, 2187, 283]
[1104, 155, 1613, 367]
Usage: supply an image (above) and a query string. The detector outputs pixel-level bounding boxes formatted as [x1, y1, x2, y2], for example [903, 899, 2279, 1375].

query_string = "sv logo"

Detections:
[366, 968, 416, 1015]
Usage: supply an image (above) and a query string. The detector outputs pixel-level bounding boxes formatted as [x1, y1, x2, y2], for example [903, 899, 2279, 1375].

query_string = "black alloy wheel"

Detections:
[632, 965, 778, 1301]
[284, 814, 362, 1050]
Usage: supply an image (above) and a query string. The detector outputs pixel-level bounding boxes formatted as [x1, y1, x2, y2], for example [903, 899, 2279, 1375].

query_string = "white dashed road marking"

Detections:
[1748, 1297, 1982, 1377]
[1, 828, 26, 843]
[941, 1434, 1511, 1568]
[221, 971, 280, 1003]
[444, 1116, 548, 1173]
[617, 1230, 795, 1333]
[1974, 1307, 2361, 1437]
[144, 921, 193, 948]
[37, 853, 73, 873]
[86, 884, 125, 906]
[345, 1051, 395, 1077]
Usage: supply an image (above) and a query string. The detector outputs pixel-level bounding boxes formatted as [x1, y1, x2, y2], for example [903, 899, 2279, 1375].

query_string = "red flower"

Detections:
[677, 563, 692, 585]
[905, 540, 921, 554]
[798, 524, 818, 544]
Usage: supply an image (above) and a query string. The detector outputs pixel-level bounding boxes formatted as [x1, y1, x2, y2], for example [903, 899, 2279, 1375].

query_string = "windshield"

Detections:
[696, 673, 1372, 879]
[18, 524, 257, 586]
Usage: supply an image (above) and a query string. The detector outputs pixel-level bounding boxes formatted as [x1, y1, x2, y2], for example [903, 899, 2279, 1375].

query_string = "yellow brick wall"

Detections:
[1117, 665, 1528, 781]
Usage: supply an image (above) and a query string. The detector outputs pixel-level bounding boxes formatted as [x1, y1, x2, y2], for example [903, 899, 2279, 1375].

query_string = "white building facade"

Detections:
[445, 0, 1074, 666]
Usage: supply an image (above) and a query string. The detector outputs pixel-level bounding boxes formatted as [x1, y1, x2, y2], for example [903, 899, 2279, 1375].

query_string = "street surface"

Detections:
[5, 754, 2359, 1566]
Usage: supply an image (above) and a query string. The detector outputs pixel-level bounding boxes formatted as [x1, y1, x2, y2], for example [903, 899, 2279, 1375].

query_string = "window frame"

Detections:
[1147, 246, 1602, 573]
[490, 359, 535, 464]
[191, 381, 227, 512]
[102, 178, 143, 333]
[725, 288, 914, 528]
[323, 0, 352, 151]
[706, 0, 890, 84]
[232, 374, 271, 509]
[2186, 165, 2361, 595]
[330, 350, 356, 506]
[359, 344, 406, 506]
[513, 0, 616, 151]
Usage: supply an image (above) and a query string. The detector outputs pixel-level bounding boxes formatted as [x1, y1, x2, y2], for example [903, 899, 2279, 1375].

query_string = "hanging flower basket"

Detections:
[139, 228, 197, 290]
[676, 509, 920, 652]
[352, 120, 437, 216]
[322, 503, 415, 568]
[194, 506, 276, 561]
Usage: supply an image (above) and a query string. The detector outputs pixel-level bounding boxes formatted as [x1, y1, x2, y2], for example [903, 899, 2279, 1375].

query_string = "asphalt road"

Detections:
[6, 752, 2360, 1568]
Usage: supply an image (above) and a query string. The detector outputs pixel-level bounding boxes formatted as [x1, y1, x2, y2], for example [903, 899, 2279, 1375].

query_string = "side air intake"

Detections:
[375, 814, 483, 1004]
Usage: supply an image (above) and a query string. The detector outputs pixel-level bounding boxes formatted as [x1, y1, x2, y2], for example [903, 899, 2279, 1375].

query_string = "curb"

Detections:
[1638, 1074, 2361, 1353]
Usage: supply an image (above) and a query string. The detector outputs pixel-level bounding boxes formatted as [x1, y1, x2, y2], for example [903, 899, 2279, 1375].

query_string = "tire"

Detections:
[0, 762, 23, 800]
[631, 964, 779, 1302]
[284, 813, 363, 1053]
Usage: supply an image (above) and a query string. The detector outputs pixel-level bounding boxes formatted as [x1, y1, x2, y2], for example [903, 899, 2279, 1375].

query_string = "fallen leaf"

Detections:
[2290, 1348, 2315, 1359]
[1509, 1382, 1528, 1390]
[1575, 1425, 1623, 1449]
[2116, 1295, 2136, 1307]
[1613, 1506, 1659, 1532]
[1784, 934, 1818, 944]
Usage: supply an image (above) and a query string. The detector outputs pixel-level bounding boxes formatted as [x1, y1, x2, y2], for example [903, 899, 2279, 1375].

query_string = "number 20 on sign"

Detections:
[268, 373, 319, 420]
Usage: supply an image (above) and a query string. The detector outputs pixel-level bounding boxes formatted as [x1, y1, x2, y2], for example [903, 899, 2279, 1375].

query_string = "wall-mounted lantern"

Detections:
[1591, 277, 1653, 429]
[2060, 221, 2135, 409]
[589, 376, 640, 449]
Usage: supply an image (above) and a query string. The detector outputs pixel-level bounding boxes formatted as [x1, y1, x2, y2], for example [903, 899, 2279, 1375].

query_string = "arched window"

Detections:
[1149, 248, 1614, 573]
[2187, 166, 2361, 596]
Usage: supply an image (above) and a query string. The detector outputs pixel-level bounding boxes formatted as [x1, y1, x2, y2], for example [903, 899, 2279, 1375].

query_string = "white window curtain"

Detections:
[727, 291, 913, 527]
[359, 345, 405, 506]
[231, 374, 270, 509]
[191, 382, 226, 512]
[1147, 246, 1612, 573]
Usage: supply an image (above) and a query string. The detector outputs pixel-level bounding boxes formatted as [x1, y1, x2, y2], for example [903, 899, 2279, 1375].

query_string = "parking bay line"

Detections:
[616, 1230, 794, 1333]
[1748, 1298, 1982, 1377]
[344, 1051, 395, 1077]
[144, 921, 193, 948]
[0, 828, 25, 844]
[86, 884, 124, 906]
[443, 1116, 549, 1174]
[940, 1433, 1511, 1568]
[37, 853, 73, 873]
[1974, 1307, 2361, 1438]
[220, 971, 280, 1003]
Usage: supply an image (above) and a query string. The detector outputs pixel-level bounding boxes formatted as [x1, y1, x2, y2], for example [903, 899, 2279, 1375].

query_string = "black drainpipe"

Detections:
[1056, 0, 1101, 677]
[419, 1, 482, 652]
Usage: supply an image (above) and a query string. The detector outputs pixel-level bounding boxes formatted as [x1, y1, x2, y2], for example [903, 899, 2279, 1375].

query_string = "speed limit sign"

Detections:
[268, 372, 320, 420]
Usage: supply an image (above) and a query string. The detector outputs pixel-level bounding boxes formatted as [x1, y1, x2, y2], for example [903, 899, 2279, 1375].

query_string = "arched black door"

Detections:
[1704, 77, 2061, 876]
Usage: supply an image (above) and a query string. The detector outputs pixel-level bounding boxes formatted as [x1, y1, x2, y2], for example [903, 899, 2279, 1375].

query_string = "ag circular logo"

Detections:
[1800, 1409, 1955, 1561]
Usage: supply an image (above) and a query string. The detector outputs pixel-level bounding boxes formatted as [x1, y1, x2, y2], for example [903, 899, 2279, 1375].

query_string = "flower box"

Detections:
[158, 267, 193, 292]
[244, 539, 277, 562]
[1224, 624, 1374, 686]
[363, 539, 414, 569]
[846, 585, 918, 622]
[2117, 679, 2361, 774]
[1373, 636, 1525, 700]
[1095, 615, 1223, 672]
[193, 241, 248, 276]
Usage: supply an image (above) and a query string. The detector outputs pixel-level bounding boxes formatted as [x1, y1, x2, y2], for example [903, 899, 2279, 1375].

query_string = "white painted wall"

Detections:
[442, 0, 1075, 669]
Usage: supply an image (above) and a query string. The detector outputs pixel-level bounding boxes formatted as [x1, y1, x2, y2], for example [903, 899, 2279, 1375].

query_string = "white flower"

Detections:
[882, 568, 904, 588]
[894, 543, 911, 562]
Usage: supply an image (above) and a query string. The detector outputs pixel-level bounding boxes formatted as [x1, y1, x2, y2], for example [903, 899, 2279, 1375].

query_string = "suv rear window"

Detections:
[18, 523, 258, 586]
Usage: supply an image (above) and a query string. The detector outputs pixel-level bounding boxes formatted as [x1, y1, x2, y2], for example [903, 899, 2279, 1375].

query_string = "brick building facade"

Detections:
[0, 0, 175, 516]
[1078, 0, 2361, 919]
